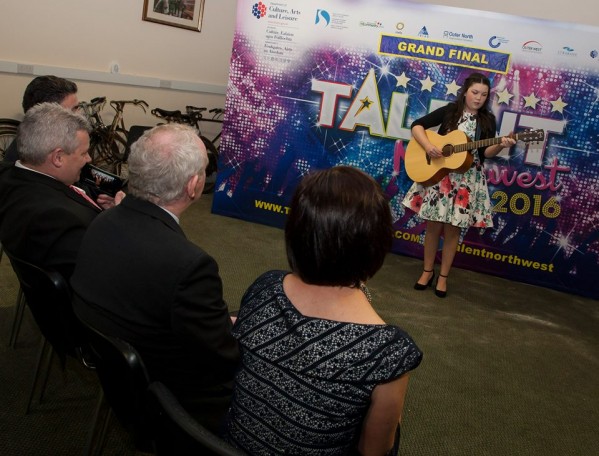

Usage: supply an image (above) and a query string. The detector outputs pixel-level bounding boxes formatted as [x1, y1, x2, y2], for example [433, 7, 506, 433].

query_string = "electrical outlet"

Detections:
[110, 61, 120, 74]
[17, 64, 34, 74]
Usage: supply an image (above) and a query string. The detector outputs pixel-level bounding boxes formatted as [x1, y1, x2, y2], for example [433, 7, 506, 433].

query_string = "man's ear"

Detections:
[49, 148, 64, 167]
[187, 174, 200, 199]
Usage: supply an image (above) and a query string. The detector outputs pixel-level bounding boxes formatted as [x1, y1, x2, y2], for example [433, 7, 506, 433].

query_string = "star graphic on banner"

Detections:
[496, 89, 514, 105]
[419, 76, 435, 92]
[523, 92, 541, 109]
[550, 96, 568, 113]
[445, 80, 461, 96]
[394, 72, 410, 88]
[355, 96, 373, 116]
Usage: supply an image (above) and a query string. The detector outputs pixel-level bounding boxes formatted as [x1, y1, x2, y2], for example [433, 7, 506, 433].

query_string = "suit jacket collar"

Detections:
[4, 164, 102, 213]
[120, 195, 185, 237]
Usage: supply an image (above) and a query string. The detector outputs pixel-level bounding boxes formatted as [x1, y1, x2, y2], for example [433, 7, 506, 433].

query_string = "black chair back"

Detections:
[146, 381, 247, 456]
[3, 248, 83, 360]
[82, 321, 152, 450]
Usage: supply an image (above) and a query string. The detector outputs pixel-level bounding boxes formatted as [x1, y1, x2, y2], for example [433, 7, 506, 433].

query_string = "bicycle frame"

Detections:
[151, 105, 225, 194]
[79, 98, 148, 175]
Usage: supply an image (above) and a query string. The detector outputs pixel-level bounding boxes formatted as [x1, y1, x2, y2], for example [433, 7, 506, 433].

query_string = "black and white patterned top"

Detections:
[223, 270, 423, 455]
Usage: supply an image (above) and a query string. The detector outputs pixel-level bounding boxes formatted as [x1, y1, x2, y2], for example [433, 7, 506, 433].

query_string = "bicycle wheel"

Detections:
[91, 131, 128, 176]
[200, 135, 218, 194]
[0, 118, 20, 161]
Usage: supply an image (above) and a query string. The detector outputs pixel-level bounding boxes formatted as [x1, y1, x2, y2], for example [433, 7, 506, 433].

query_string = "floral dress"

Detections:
[402, 112, 494, 229]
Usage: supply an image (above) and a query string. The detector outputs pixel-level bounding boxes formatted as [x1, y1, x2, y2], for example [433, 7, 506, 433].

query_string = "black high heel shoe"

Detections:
[414, 269, 435, 290]
[435, 273, 448, 298]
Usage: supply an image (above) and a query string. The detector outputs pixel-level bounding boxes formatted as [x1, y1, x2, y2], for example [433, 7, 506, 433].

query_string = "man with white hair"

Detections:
[71, 124, 239, 432]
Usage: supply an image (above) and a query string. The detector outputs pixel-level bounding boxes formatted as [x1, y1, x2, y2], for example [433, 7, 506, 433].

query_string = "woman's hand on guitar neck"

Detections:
[486, 133, 516, 157]
[501, 134, 517, 148]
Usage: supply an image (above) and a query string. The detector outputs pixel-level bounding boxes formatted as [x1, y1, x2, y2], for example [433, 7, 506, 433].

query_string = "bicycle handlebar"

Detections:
[109, 99, 149, 113]
[78, 97, 106, 110]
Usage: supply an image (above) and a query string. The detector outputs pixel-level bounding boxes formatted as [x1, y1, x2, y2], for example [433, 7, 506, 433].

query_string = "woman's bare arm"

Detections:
[358, 374, 410, 456]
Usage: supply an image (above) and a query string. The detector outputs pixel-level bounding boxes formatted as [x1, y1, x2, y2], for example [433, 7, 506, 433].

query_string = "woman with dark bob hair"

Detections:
[223, 166, 423, 456]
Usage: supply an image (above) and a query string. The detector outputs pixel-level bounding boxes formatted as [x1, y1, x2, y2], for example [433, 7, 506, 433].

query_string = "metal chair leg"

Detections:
[37, 347, 55, 404]
[25, 337, 53, 414]
[8, 286, 25, 348]
[84, 390, 112, 456]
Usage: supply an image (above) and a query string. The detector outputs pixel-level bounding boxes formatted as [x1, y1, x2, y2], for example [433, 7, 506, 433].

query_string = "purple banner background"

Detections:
[213, 1, 599, 299]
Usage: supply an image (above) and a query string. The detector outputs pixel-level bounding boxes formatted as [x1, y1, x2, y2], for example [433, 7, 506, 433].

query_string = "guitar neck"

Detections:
[455, 133, 517, 152]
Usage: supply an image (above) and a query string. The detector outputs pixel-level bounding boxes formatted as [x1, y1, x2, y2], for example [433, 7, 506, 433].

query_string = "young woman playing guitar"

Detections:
[402, 72, 516, 298]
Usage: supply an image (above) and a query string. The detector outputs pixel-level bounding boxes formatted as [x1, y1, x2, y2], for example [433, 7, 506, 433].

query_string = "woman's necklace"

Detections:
[359, 282, 373, 304]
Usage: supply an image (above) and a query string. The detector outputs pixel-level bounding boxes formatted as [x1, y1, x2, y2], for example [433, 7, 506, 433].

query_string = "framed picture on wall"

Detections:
[142, 0, 205, 32]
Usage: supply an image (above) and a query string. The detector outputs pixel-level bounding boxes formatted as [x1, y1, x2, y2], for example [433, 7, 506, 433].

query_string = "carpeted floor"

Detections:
[0, 193, 597, 455]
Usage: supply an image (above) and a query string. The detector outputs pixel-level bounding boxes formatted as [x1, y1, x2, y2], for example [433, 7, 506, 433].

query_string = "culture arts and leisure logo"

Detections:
[251, 2, 301, 22]
[252, 2, 267, 19]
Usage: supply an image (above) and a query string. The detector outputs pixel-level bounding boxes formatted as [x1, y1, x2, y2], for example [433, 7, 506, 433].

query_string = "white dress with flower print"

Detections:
[402, 112, 494, 229]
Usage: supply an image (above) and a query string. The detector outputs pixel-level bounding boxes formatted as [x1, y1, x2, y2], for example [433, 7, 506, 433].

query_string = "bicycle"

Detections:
[78, 97, 149, 176]
[151, 105, 224, 193]
[0, 118, 20, 161]
[185, 106, 224, 153]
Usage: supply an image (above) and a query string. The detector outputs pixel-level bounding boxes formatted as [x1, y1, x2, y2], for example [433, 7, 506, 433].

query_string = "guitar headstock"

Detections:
[517, 129, 545, 143]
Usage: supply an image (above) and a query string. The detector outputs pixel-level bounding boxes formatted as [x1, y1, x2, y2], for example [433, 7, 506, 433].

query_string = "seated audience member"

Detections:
[0, 103, 110, 281]
[223, 166, 423, 455]
[3, 75, 79, 163]
[71, 124, 240, 432]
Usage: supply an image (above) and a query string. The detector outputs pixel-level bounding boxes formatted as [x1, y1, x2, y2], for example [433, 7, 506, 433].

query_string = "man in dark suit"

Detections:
[0, 102, 105, 280]
[71, 124, 239, 432]
[0, 103, 119, 361]
[3, 75, 79, 164]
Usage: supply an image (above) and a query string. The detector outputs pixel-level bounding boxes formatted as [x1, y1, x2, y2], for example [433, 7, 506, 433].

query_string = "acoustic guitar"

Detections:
[404, 129, 545, 186]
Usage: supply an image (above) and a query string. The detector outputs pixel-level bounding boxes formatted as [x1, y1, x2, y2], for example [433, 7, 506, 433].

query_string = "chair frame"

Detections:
[2, 248, 90, 412]
[147, 381, 247, 456]
[79, 320, 153, 455]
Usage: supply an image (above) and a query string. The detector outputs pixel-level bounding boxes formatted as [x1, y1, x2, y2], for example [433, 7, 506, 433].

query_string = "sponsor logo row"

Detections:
[250, 2, 597, 60]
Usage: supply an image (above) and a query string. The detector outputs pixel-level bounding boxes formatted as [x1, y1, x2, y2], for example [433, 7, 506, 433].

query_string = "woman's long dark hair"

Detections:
[443, 72, 495, 137]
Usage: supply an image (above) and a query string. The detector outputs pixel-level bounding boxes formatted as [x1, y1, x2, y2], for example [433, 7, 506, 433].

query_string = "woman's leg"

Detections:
[436, 223, 461, 292]
[416, 221, 443, 286]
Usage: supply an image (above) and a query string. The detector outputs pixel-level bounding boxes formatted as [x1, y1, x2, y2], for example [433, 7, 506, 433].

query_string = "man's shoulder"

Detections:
[1, 169, 96, 219]
[3, 139, 18, 164]
[0, 166, 54, 199]
[1, 164, 56, 186]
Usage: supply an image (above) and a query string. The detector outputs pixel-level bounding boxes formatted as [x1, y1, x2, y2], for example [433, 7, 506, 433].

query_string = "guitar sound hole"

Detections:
[442, 144, 454, 157]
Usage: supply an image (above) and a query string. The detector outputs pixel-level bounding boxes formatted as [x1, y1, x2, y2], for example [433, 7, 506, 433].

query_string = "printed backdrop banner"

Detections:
[213, 0, 599, 299]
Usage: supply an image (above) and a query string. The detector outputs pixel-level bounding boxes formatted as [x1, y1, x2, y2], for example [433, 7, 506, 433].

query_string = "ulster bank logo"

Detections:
[522, 40, 543, 53]
[315, 9, 330, 26]
[251, 1, 267, 19]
